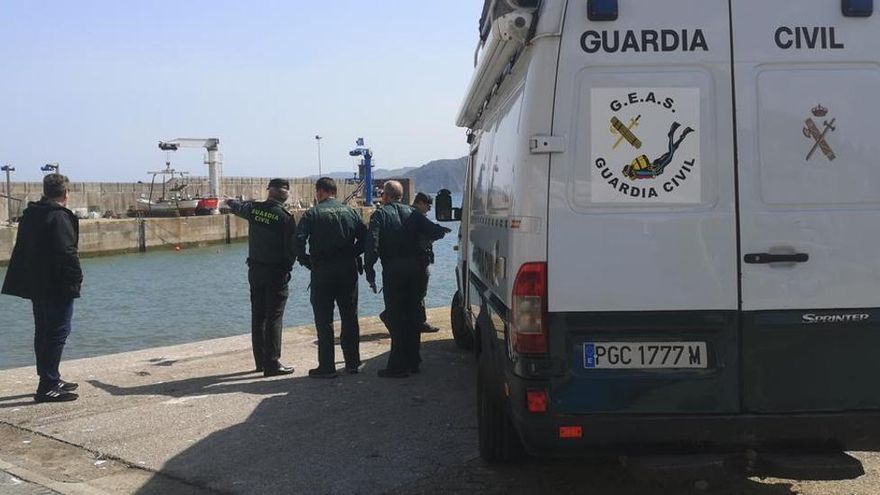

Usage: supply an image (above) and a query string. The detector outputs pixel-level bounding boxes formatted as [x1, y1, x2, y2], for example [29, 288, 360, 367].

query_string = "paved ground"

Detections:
[2, 307, 880, 494]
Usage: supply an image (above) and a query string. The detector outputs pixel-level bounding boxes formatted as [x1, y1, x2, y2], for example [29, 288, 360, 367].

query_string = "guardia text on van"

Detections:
[581, 29, 708, 54]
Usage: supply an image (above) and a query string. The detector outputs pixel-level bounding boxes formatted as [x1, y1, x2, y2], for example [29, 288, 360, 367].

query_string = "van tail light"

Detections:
[526, 389, 548, 413]
[511, 262, 548, 354]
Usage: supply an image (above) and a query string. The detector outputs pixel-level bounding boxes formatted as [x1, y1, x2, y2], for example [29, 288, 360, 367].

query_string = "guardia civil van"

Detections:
[436, 0, 880, 477]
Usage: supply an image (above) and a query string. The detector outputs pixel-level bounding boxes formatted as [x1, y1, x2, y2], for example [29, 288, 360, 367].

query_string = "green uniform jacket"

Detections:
[294, 198, 366, 269]
[364, 202, 448, 279]
[228, 199, 296, 269]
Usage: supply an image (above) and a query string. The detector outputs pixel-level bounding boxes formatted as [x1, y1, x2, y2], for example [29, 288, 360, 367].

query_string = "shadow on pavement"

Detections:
[0, 393, 38, 410]
[131, 338, 476, 494]
[87, 371, 280, 398]
[124, 337, 797, 495]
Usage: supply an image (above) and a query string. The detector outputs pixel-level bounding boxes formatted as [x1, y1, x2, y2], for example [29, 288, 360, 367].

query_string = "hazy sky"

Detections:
[1, 1, 481, 182]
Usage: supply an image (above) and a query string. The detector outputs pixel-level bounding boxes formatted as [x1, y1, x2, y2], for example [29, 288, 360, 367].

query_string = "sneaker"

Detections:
[308, 367, 338, 379]
[344, 362, 363, 374]
[59, 380, 79, 391]
[35, 385, 79, 403]
[377, 368, 410, 379]
[420, 323, 440, 333]
[263, 365, 295, 377]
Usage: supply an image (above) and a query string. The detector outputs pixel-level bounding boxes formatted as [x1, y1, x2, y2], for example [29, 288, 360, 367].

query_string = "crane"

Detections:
[348, 137, 375, 206]
[158, 138, 222, 213]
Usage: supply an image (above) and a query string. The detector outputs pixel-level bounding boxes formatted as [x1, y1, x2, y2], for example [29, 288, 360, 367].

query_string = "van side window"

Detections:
[472, 128, 494, 215]
[488, 89, 524, 214]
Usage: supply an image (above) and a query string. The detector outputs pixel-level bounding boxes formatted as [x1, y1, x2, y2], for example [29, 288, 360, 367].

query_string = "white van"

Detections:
[437, 0, 880, 476]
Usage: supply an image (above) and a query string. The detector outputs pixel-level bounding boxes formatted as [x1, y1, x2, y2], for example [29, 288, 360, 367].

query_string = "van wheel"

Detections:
[451, 291, 474, 350]
[477, 360, 525, 463]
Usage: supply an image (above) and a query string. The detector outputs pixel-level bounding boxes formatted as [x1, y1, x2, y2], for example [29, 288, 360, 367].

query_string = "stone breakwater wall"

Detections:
[0, 177, 412, 222]
[0, 207, 374, 266]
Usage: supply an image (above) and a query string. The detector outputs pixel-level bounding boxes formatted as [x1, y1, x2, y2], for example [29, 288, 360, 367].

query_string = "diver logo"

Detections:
[622, 122, 694, 180]
[591, 88, 702, 204]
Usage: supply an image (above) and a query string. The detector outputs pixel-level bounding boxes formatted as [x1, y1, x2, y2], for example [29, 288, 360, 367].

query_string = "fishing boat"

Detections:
[128, 162, 206, 217]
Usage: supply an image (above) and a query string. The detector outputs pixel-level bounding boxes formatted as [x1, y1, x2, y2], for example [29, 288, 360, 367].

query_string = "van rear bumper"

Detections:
[511, 410, 880, 456]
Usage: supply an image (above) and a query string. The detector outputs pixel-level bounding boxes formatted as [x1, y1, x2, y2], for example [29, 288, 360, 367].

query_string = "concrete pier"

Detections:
[1, 215, 249, 266]
[1, 208, 375, 265]
[2, 309, 880, 494]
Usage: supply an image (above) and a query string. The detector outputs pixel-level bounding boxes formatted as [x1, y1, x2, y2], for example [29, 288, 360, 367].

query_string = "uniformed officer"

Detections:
[365, 181, 450, 378]
[227, 179, 296, 377]
[295, 177, 367, 378]
[411, 192, 440, 333]
[378, 191, 440, 333]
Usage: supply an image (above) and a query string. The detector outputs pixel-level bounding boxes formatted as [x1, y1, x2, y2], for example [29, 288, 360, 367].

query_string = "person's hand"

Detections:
[442, 226, 452, 234]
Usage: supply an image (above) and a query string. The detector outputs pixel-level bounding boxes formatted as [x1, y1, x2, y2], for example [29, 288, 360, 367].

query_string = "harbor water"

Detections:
[0, 212, 461, 371]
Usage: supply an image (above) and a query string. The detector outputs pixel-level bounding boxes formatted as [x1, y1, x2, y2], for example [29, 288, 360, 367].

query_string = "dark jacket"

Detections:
[228, 198, 297, 269]
[364, 202, 447, 276]
[294, 198, 366, 269]
[1, 199, 83, 300]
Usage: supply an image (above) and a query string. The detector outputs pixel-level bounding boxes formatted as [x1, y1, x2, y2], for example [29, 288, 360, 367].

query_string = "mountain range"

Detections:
[313, 156, 467, 193]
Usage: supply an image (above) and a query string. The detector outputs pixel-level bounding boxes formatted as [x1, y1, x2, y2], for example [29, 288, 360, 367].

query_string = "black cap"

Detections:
[414, 192, 433, 205]
[267, 178, 290, 190]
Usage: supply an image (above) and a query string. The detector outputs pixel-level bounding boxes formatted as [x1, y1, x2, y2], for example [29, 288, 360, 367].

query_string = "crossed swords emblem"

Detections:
[803, 105, 836, 161]
[610, 115, 642, 150]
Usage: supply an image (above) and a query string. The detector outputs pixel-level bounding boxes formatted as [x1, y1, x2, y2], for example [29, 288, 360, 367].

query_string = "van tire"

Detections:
[477, 359, 525, 463]
[451, 291, 474, 350]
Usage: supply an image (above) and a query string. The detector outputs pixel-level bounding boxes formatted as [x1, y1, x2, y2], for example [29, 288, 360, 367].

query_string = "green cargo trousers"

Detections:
[382, 257, 429, 373]
[310, 259, 361, 371]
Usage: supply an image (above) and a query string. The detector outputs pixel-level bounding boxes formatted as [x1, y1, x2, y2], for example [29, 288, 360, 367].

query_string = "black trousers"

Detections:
[382, 258, 428, 372]
[380, 263, 429, 328]
[248, 264, 290, 369]
[32, 298, 74, 394]
[418, 264, 430, 326]
[310, 259, 360, 370]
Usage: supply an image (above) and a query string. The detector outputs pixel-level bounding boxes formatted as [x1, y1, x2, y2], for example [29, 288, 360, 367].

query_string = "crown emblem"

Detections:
[811, 104, 828, 117]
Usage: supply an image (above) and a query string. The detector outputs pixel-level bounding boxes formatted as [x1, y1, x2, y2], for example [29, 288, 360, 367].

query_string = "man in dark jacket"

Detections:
[227, 178, 297, 377]
[2, 174, 83, 402]
[378, 192, 442, 333]
[365, 181, 450, 378]
[295, 177, 367, 378]
[411, 192, 441, 333]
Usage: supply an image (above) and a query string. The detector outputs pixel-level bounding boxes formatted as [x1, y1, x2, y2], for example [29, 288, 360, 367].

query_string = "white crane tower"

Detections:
[158, 138, 222, 213]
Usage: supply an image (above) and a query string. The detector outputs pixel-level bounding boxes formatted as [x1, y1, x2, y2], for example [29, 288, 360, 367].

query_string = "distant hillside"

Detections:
[402, 157, 467, 194]
[310, 157, 467, 193]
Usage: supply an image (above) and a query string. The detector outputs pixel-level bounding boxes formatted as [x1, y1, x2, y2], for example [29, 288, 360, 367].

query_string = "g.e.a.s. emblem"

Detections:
[591, 88, 702, 204]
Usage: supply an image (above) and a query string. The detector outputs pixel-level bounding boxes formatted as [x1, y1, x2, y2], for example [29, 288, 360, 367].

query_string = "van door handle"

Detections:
[744, 253, 809, 264]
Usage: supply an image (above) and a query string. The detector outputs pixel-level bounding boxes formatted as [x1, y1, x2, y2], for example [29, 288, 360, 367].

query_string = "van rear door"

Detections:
[733, 1, 880, 412]
[547, 0, 739, 414]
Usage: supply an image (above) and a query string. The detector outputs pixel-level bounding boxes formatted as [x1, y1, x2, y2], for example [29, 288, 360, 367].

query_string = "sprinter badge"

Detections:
[591, 88, 702, 204]
[803, 104, 837, 161]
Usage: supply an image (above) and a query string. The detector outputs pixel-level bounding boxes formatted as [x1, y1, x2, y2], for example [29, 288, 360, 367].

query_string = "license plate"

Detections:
[584, 342, 707, 369]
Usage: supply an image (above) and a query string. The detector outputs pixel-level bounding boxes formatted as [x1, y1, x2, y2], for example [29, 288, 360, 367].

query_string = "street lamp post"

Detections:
[315, 135, 323, 177]
[1, 164, 14, 225]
